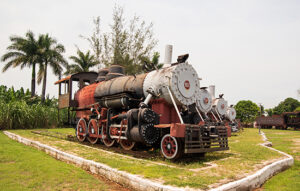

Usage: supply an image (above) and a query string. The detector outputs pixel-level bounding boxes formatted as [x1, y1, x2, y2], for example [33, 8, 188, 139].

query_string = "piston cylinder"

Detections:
[128, 123, 159, 145]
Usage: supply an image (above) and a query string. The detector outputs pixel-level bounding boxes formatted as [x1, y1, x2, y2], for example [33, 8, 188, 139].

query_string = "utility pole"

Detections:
[258, 103, 262, 134]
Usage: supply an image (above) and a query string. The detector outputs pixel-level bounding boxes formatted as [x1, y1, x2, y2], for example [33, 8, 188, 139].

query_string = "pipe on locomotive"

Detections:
[163, 44, 173, 68]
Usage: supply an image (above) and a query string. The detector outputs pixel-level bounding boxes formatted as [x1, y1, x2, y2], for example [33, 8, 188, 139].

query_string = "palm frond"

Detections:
[1, 51, 24, 62]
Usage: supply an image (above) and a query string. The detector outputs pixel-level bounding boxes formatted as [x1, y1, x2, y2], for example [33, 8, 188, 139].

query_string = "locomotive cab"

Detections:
[54, 72, 98, 124]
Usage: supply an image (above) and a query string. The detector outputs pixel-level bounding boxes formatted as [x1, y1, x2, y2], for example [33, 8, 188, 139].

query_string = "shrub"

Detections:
[0, 100, 62, 130]
[0, 85, 72, 129]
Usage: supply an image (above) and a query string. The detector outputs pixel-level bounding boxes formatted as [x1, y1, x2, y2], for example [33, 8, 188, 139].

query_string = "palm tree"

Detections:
[64, 49, 98, 75]
[37, 34, 67, 103]
[1, 31, 38, 97]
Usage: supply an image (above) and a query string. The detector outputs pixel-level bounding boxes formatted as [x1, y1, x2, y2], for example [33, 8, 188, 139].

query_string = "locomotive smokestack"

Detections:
[209, 85, 215, 99]
[163, 44, 173, 68]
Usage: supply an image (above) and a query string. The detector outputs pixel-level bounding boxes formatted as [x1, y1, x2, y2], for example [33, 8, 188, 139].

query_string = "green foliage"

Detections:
[142, 52, 163, 72]
[265, 108, 274, 116]
[0, 85, 68, 130]
[36, 34, 67, 102]
[80, 17, 102, 67]
[83, 5, 158, 74]
[1, 31, 39, 97]
[0, 101, 54, 129]
[272, 98, 300, 115]
[295, 106, 300, 111]
[235, 100, 260, 123]
[1, 31, 67, 102]
[64, 49, 97, 75]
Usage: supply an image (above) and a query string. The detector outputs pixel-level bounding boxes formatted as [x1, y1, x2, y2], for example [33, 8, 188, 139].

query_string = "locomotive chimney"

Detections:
[209, 85, 215, 99]
[163, 44, 173, 68]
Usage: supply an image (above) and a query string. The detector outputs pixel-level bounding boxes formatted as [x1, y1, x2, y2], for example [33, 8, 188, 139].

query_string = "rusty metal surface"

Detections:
[170, 123, 186, 138]
[75, 82, 98, 108]
[283, 112, 300, 128]
[58, 93, 70, 109]
[154, 124, 171, 128]
[55, 72, 98, 85]
[70, 72, 98, 83]
[54, 75, 71, 85]
[94, 73, 147, 99]
[151, 98, 181, 124]
[108, 65, 125, 74]
[256, 115, 285, 126]
[184, 125, 229, 154]
[56, 72, 98, 110]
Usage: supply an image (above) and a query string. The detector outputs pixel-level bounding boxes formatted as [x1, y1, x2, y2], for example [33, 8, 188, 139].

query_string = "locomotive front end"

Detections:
[141, 61, 229, 159]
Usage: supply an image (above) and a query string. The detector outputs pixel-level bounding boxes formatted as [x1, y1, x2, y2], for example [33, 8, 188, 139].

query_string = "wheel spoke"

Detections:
[120, 140, 136, 150]
[102, 124, 115, 147]
[76, 118, 87, 142]
[160, 134, 182, 160]
[87, 119, 99, 144]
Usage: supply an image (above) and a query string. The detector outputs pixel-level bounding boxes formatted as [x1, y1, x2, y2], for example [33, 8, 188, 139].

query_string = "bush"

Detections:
[0, 100, 61, 130]
[0, 85, 70, 130]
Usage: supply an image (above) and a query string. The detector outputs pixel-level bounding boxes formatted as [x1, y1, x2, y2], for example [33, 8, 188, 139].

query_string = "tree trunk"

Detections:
[41, 63, 47, 103]
[31, 63, 36, 97]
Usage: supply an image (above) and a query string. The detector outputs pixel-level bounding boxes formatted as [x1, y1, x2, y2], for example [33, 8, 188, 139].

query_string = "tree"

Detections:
[141, 52, 163, 72]
[273, 97, 300, 115]
[234, 100, 260, 123]
[83, 5, 158, 74]
[37, 34, 67, 103]
[265, 108, 274, 116]
[80, 17, 102, 68]
[64, 49, 98, 75]
[1, 31, 38, 97]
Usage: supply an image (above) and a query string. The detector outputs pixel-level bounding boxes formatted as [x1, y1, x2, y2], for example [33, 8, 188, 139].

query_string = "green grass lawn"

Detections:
[261, 129, 300, 191]
[6, 128, 283, 190]
[0, 131, 109, 191]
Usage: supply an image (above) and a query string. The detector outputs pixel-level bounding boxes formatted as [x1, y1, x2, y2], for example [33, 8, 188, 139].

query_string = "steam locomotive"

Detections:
[207, 85, 239, 134]
[55, 50, 230, 160]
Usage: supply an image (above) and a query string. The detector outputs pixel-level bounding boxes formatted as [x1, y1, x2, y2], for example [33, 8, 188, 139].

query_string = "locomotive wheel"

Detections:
[160, 134, 183, 160]
[120, 140, 136, 151]
[76, 118, 87, 142]
[101, 124, 115, 147]
[87, 119, 99, 144]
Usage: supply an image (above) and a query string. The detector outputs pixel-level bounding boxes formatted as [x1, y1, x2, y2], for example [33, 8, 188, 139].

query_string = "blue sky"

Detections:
[0, 0, 299, 108]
